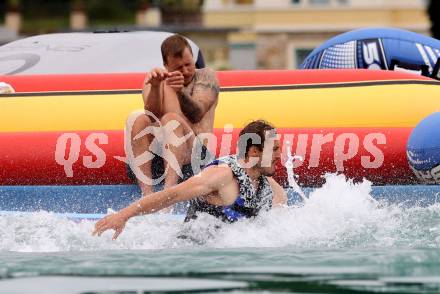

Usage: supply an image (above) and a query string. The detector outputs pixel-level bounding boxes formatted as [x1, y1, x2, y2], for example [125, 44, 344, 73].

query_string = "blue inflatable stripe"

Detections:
[0, 210, 187, 221]
[0, 184, 143, 214]
[0, 210, 106, 220]
[1, 185, 440, 216]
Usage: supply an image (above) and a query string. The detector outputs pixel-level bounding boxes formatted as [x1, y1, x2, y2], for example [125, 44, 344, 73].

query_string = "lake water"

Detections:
[1, 174, 440, 293]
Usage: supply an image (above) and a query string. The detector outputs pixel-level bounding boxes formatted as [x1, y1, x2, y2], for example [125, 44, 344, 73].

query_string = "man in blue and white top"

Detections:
[94, 120, 287, 240]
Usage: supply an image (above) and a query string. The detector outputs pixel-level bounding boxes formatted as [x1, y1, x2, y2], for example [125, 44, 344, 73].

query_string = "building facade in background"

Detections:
[0, 0, 431, 70]
[202, 0, 430, 69]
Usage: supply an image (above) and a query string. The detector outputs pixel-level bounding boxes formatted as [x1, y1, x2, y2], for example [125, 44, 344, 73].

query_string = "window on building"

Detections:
[291, 0, 349, 5]
[230, 43, 256, 70]
[294, 48, 314, 69]
[235, 0, 254, 4]
[309, 0, 330, 4]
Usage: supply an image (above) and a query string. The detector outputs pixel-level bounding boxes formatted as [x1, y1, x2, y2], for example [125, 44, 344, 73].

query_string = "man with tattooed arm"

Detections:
[127, 34, 220, 196]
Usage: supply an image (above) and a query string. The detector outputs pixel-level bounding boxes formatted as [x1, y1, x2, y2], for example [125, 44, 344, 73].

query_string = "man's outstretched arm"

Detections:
[92, 165, 232, 239]
[178, 68, 219, 123]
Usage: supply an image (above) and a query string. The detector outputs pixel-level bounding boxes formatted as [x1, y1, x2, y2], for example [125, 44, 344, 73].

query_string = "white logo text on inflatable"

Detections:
[54, 113, 387, 181]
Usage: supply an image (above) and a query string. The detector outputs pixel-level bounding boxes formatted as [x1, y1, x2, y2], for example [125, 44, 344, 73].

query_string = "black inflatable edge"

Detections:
[1, 79, 440, 98]
[390, 59, 430, 77]
[431, 58, 440, 81]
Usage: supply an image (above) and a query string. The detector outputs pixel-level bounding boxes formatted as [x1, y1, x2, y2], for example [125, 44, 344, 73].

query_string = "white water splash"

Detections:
[1, 174, 440, 252]
[0, 213, 184, 252]
[284, 140, 307, 201]
[216, 174, 398, 248]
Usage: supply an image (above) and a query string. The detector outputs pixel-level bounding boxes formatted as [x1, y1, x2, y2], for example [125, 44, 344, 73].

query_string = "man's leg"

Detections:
[126, 111, 158, 196]
[159, 112, 196, 190]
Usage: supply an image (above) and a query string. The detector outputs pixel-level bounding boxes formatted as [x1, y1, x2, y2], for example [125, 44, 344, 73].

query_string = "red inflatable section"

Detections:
[0, 128, 414, 186]
[0, 70, 431, 186]
[0, 69, 431, 92]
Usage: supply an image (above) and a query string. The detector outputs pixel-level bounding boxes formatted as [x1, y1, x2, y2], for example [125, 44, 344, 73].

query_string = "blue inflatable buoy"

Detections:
[301, 28, 440, 80]
[407, 112, 440, 184]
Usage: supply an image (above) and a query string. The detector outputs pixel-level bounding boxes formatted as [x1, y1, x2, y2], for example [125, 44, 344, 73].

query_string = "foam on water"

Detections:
[1, 174, 440, 252]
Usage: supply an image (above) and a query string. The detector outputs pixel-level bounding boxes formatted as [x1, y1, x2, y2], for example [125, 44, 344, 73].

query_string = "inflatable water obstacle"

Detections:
[2, 70, 440, 185]
[1, 30, 440, 215]
[301, 27, 440, 80]
[407, 112, 440, 184]
[300, 27, 440, 185]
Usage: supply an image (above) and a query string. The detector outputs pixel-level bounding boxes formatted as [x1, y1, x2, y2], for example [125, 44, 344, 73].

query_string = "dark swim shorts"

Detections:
[126, 143, 212, 184]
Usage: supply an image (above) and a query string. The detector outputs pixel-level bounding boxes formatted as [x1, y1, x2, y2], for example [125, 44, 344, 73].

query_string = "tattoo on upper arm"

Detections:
[178, 69, 219, 123]
[194, 70, 220, 97]
[179, 91, 200, 123]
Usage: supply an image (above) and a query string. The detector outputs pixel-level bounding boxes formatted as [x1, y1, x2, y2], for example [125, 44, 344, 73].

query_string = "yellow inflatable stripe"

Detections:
[1, 83, 440, 132]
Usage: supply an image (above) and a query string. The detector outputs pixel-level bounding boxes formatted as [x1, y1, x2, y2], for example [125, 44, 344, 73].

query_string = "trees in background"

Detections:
[159, 0, 204, 25]
[2, 0, 204, 34]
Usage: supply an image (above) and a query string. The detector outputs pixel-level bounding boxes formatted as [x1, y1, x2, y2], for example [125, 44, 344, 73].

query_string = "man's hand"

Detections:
[145, 68, 169, 87]
[92, 212, 129, 240]
[165, 71, 184, 93]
